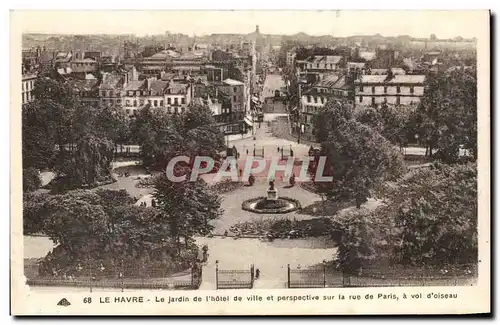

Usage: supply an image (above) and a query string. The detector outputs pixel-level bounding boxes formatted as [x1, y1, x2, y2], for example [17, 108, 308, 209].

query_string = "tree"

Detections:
[153, 173, 222, 254]
[335, 162, 477, 271]
[23, 167, 42, 193]
[319, 119, 405, 208]
[313, 99, 354, 143]
[131, 104, 224, 170]
[23, 192, 51, 235]
[52, 134, 114, 191]
[414, 68, 477, 163]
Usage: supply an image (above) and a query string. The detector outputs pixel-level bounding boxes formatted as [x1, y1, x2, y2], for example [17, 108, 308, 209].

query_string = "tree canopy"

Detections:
[335, 162, 477, 271]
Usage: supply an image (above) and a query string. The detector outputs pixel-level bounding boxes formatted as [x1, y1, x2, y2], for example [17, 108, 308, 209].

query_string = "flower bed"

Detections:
[210, 180, 244, 194]
[228, 217, 333, 238]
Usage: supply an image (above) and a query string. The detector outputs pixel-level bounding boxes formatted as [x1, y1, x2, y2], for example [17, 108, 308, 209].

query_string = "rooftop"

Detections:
[148, 79, 169, 95]
[124, 80, 146, 91]
[100, 73, 125, 90]
[223, 78, 244, 86]
[309, 55, 343, 64]
[356, 75, 426, 84]
[68, 78, 100, 92]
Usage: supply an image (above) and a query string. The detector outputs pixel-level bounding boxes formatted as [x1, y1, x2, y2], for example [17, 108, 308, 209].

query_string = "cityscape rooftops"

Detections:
[355, 74, 425, 84]
[124, 80, 146, 91]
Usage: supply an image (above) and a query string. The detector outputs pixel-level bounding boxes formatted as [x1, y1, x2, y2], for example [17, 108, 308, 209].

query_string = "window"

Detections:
[140, 99, 144, 106]
[116, 99, 121, 105]
[160, 100, 164, 107]
[136, 91, 140, 96]
[181, 107, 185, 113]
[384, 86, 387, 93]
[126, 109, 131, 115]
[314, 97, 317, 103]
[126, 100, 130, 106]
[101, 91, 106, 97]
[371, 97, 375, 106]
[360, 86, 364, 92]
[133, 100, 137, 107]
[174, 107, 178, 114]
[174, 98, 179, 106]
[108, 91, 112, 97]
[181, 98, 186, 105]
[316, 63, 320, 68]
[371, 86, 375, 93]
[359, 96, 363, 103]
[167, 108, 172, 114]
[167, 98, 171, 105]
[330, 63, 333, 69]
[233, 95, 237, 101]
[148, 100, 152, 105]
[307, 95, 311, 103]
[397, 86, 401, 93]
[128, 91, 133, 96]
[410, 86, 414, 94]
[154, 100, 158, 107]
[396, 97, 401, 105]
[234, 87, 238, 92]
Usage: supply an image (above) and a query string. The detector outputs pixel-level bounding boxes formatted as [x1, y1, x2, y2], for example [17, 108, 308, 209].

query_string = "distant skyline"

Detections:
[15, 10, 486, 39]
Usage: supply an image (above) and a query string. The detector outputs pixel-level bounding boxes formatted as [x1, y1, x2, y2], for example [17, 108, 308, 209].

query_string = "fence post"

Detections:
[120, 259, 124, 292]
[215, 260, 219, 290]
[323, 260, 326, 288]
[88, 259, 93, 293]
[287, 264, 291, 288]
[250, 264, 255, 288]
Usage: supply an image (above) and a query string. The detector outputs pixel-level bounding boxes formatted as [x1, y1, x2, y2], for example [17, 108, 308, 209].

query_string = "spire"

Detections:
[256, 25, 260, 34]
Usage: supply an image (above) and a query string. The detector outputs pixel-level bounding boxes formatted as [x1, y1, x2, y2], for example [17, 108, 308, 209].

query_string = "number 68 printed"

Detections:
[83, 297, 92, 304]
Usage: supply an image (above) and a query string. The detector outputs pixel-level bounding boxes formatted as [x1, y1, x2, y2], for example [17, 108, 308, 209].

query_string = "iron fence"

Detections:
[24, 260, 203, 292]
[287, 263, 478, 288]
[216, 262, 254, 289]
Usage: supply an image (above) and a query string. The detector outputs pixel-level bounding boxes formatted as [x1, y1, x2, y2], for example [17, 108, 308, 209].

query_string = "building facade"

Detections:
[354, 74, 426, 106]
[22, 73, 37, 106]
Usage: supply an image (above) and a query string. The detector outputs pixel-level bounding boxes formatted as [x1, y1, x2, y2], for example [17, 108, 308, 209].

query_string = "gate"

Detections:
[216, 261, 254, 289]
[253, 146, 264, 158]
[287, 264, 346, 288]
[280, 146, 294, 159]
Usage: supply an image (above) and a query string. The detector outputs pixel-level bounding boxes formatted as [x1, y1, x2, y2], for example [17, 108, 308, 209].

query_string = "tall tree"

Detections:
[153, 173, 222, 253]
[317, 119, 405, 208]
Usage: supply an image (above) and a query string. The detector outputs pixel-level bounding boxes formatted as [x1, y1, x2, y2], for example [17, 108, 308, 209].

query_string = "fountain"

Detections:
[241, 179, 301, 214]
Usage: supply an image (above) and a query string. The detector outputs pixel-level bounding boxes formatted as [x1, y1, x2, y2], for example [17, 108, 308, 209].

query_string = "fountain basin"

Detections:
[242, 196, 301, 214]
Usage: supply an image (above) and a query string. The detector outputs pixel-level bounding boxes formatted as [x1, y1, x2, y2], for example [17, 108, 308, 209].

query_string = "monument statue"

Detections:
[267, 179, 277, 200]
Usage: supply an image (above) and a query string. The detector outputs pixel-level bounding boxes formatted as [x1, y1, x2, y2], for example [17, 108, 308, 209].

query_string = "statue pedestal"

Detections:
[267, 189, 278, 200]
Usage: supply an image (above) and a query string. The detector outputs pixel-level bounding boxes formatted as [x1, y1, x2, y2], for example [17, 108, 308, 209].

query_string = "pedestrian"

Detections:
[246, 149, 249, 155]
[277, 147, 280, 153]
[255, 269, 260, 279]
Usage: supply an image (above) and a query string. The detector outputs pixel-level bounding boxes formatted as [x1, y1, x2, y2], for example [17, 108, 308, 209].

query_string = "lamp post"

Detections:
[215, 260, 219, 290]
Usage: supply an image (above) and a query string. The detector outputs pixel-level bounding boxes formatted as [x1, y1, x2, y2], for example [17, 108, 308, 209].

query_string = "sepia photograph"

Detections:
[10, 9, 490, 315]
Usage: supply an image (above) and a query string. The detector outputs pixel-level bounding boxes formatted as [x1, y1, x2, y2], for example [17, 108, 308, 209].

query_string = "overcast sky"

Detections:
[15, 10, 486, 39]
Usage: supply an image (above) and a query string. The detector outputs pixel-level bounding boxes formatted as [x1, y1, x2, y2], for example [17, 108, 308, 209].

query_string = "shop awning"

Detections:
[244, 116, 254, 127]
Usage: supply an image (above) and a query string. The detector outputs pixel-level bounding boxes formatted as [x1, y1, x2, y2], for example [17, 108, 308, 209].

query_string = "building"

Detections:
[170, 52, 206, 77]
[220, 78, 245, 118]
[304, 55, 343, 72]
[70, 58, 98, 74]
[354, 74, 426, 106]
[369, 68, 406, 75]
[22, 72, 37, 106]
[286, 50, 296, 66]
[140, 50, 176, 78]
[122, 79, 148, 116]
[54, 51, 72, 68]
[298, 74, 353, 135]
[67, 78, 100, 107]
[99, 72, 127, 108]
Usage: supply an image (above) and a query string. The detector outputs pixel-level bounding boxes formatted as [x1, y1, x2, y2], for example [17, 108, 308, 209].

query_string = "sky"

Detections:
[13, 10, 487, 39]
